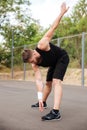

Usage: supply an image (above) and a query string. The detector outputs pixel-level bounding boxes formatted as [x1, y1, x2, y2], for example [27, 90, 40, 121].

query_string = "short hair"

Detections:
[22, 49, 33, 63]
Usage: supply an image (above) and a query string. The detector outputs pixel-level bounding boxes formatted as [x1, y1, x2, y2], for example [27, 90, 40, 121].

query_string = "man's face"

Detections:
[29, 50, 41, 64]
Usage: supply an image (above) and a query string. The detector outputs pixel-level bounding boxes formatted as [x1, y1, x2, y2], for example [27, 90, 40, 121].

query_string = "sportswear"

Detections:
[35, 43, 68, 67]
[42, 109, 61, 121]
[35, 43, 69, 81]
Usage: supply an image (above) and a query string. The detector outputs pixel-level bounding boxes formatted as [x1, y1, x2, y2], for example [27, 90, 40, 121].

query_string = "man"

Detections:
[22, 2, 69, 121]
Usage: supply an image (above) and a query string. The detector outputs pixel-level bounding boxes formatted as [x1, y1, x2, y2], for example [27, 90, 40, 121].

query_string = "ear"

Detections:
[33, 50, 37, 55]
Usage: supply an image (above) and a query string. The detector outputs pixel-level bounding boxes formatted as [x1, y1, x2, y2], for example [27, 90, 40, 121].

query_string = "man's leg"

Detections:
[43, 66, 54, 102]
[42, 55, 69, 121]
[53, 79, 62, 110]
[43, 81, 52, 102]
[42, 79, 62, 121]
[43, 79, 62, 110]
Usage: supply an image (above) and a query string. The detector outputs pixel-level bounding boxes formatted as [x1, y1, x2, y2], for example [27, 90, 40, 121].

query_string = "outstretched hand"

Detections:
[61, 2, 69, 15]
[39, 100, 44, 112]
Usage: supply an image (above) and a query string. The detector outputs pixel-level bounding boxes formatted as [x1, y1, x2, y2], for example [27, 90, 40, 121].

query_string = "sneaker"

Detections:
[31, 102, 47, 108]
[41, 110, 61, 121]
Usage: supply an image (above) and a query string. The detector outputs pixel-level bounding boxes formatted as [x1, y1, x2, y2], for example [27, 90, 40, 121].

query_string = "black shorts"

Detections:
[46, 54, 69, 81]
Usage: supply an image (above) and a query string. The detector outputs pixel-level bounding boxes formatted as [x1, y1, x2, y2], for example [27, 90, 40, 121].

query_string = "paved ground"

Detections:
[0, 80, 87, 130]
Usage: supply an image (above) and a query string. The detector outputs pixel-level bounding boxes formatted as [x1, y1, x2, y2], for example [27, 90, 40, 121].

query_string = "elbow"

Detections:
[32, 64, 39, 72]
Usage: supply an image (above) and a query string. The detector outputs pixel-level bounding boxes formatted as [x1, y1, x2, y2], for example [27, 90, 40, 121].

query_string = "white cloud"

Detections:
[30, 0, 78, 28]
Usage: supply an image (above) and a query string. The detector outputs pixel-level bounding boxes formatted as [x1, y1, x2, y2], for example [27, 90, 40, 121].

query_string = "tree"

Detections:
[0, 0, 43, 44]
[0, 0, 43, 67]
[71, 0, 87, 23]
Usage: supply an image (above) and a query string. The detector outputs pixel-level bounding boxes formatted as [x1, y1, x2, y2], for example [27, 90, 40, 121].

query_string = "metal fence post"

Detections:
[11, 29, 14, 79]
[81, 32, 85, 87]
[57, 38, 60, 47]
[23, 45, 26, 80]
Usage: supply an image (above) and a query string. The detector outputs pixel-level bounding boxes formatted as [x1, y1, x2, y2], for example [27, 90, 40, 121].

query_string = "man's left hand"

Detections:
[39, 100, 44, 112]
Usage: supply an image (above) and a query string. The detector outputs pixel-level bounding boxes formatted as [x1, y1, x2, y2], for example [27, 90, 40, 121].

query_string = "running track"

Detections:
[0, 80, 87, 130]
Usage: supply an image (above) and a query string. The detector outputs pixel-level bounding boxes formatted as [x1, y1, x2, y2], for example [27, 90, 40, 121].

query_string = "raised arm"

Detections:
[38, 2, 69, 50]
[32, 64, 44, 111]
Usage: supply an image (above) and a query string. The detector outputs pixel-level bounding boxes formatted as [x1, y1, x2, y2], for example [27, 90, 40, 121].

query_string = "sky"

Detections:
[30, 0, 79, 28]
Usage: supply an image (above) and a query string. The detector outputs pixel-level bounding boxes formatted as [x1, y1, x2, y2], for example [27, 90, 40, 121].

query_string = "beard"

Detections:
[35, 56, 42, 64]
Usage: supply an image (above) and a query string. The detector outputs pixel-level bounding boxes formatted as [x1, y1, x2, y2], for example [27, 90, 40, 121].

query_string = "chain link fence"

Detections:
[0, 32, 87, 87]
[51, 32, 87, 87]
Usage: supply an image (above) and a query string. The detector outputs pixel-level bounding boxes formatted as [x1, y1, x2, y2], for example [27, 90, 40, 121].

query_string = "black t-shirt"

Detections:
[35, 43, 67, 67]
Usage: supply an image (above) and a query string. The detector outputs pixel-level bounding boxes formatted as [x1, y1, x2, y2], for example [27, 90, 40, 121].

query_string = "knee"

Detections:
[46, 81, 52, 87]
[53, 79, 62, 86]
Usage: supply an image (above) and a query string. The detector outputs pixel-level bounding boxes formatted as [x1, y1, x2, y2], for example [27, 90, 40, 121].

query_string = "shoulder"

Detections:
[37, 37, 50, 51]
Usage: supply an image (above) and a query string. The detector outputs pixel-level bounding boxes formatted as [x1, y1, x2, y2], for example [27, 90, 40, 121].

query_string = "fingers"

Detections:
[39, 101, 44, 112]
[61, 2, 69, 14]
[61, 2, 66, 6]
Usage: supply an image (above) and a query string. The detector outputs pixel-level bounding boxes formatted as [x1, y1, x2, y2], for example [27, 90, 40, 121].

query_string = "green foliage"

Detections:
[0, 45, 11, 67]
[0, 0, 87, 69]
[71, 0, 87, 23]
[0, 0, 43, 67]
[77, 17, 87, 32]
